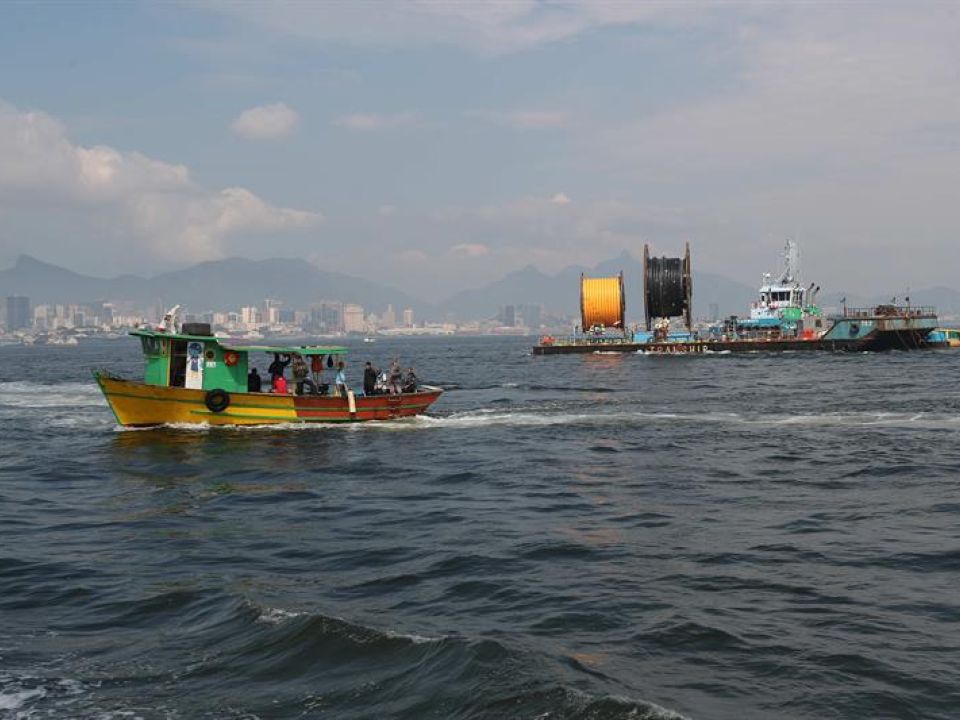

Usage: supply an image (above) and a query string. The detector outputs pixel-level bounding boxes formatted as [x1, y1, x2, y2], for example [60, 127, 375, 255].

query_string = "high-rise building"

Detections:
[343, 304, 365, 333]
[263, 298, 282, 325]
[33, 304, 50, 330]
[241, 306, 260, 326]
[310, 301, 343, 333]
[402, 308, 414, 327]
[5, 296, 30, 331]
[499, 305, 517, 327]
[518, 303, 543, 329]
[382, 304, 396, 329]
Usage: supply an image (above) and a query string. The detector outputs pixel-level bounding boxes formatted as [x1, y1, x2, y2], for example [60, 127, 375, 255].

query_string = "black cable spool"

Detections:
[643, 242, 693, 331]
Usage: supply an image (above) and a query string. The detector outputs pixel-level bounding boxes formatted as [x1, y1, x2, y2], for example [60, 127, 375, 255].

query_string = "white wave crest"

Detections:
[256, 606, 307, 625]
[0, 685, 46, 711]
[0, 381, 106, 409]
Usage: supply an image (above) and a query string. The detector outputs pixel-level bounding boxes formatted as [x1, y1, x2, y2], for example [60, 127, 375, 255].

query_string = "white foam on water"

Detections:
[382, 629, 446, 644]
[256, 606, 307, 625]
[414, 409, 960, 430]
[0, 685, 46, 711]
[107, 407, 960, 435]
[0, 381, 106, 409]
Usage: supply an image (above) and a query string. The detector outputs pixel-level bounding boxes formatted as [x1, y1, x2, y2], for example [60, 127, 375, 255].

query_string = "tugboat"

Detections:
[740, 239, 825, 337]
[94, 308, 442, 427]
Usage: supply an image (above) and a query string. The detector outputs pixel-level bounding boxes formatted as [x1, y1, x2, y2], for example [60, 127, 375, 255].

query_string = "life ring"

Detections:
[223, 351, 240, 367]
[205, 389, 231, 413]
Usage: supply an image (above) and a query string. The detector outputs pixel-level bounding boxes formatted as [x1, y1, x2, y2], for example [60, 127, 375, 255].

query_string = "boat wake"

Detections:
[107, 407, 960, 434]
[0, 381, 106, 409]
[417, 408, 960, 430]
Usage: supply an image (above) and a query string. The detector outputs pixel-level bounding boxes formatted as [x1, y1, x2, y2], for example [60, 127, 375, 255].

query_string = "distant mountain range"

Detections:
[442, 250, 758, 320]
[3, 252, 960, 322]
[0, 254, 429, 317]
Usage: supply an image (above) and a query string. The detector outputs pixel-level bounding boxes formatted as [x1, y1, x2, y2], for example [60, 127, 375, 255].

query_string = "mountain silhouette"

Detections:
[4, 253, 958, 323]
[443, 250, 758, 321]
[0, 255, 429, 317]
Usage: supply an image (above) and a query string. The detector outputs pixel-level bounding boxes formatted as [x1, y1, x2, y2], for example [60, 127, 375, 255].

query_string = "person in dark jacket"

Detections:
[247, 367, 262, 392]
[267, 353, 290, 384]
[402, 367, 418, 394]
[363, 361, 379, 395]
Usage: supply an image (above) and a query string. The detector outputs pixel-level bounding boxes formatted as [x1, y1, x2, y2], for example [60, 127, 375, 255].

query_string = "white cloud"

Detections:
[204, 1, 703, 55]
[230, 102, 299, 140]
[0, 101, 320, 264]
[377, 204, 397, 217]
[551, 192, 571, 205]
[449, 242, 490, 258]
[478, 110, 567, 129]
[334, 112, 422, 130]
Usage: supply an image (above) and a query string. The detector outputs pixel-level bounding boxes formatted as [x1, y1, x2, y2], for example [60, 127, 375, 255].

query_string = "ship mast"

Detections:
[780, 239, 799, 285]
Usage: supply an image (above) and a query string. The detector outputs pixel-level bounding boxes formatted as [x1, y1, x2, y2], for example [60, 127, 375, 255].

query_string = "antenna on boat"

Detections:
[781, 239, 799, 285]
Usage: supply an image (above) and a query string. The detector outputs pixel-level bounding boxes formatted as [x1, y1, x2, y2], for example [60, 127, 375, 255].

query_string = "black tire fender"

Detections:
[205, 389, 230, 413]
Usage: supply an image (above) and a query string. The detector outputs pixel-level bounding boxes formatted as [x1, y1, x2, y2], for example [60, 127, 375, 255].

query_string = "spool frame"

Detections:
[643, 242, 694, 332]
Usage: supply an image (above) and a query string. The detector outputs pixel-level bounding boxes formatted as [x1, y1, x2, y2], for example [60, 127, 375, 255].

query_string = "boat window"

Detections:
[140, 336, 166, 356]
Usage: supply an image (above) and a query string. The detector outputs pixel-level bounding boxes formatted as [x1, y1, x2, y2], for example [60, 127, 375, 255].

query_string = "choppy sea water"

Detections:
[1, 337, 959, 720]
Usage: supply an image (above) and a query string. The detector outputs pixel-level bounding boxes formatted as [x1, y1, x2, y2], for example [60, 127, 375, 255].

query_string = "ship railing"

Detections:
[842, 305, 937, 318]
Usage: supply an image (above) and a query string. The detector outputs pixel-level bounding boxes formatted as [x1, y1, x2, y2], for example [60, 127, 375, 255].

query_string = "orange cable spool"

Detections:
[580, 273, 625, 330]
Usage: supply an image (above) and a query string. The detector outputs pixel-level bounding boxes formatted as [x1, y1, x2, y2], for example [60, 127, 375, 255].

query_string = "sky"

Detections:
[0, 0, 958, 301]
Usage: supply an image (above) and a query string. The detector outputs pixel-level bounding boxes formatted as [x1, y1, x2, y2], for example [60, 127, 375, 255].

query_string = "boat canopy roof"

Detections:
[221, 343, 347, 356]
[130, 329, 347, 356]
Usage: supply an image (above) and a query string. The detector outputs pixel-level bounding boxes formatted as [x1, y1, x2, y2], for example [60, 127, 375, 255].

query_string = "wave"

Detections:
[3, 590, 687, 720]
[0, 380, 106, 409]
[0, 673, 86, 715]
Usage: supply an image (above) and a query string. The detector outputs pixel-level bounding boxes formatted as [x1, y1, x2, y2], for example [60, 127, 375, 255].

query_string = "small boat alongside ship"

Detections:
[95, 313, 442, 427]
[535, 241, 945, 355]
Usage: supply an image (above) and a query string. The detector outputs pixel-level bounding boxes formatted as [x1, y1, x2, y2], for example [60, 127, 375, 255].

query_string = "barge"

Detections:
[534, 241, 945, 355]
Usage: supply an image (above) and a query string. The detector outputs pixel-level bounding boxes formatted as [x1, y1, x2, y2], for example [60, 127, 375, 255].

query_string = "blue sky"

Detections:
[1, 1, 958, 300]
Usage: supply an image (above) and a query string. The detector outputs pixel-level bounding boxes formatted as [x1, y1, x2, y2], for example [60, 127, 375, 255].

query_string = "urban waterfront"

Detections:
[2, 337, 959, 719]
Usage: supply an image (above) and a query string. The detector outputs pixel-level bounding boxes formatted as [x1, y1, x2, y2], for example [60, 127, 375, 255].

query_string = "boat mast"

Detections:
[780, 239, 799, 285]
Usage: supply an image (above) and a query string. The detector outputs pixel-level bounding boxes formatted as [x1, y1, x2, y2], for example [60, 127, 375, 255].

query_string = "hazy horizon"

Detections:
[1, 2, 958, 302]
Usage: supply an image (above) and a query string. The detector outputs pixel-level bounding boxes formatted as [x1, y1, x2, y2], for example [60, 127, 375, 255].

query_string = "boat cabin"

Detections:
[131, 328, 347, 393]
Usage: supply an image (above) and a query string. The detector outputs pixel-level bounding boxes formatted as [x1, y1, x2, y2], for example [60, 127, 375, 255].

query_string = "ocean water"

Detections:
[1, 337, 959, 720]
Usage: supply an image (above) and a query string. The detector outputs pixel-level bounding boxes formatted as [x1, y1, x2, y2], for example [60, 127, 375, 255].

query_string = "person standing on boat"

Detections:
[268, 353, 290, 386]
[247, 367, 262, 393]
[335, 361, 348, 397]
[402, 367, 418, 393]
[363, 361, 378, 395]
[291, 353, 315, 395]
[388, 358, 402, 395]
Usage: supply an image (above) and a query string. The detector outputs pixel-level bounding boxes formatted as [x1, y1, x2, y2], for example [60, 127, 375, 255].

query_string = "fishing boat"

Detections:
[94, 311, 442, 427]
